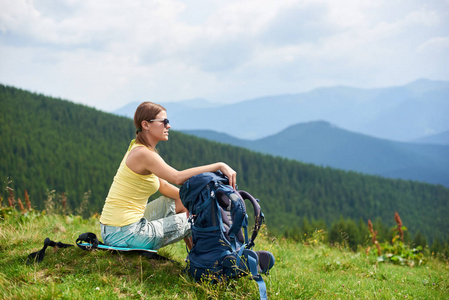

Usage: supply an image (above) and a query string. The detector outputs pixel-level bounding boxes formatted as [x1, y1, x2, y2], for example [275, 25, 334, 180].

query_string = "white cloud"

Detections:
[0, 0, 448, 110]
[417, 37, 449, 54]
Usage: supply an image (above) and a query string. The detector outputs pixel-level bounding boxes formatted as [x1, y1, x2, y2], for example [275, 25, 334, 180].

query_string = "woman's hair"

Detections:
[134, 101, 166, 149]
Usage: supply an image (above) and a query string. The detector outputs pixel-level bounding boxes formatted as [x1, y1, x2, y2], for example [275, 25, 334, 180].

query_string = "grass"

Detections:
[0, 211, 448, 299]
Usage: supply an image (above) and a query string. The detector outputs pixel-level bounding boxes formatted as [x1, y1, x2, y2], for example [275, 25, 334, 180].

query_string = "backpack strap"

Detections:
[241, 249, 268, 300]
[248, 255, 268, 300]
[238, 191, 265, 249]
[215, 184, 247, 251]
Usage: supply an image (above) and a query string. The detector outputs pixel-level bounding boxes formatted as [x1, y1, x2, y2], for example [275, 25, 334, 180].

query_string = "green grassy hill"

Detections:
[1, 84, 449, 245]
[1, 210, 448, 299]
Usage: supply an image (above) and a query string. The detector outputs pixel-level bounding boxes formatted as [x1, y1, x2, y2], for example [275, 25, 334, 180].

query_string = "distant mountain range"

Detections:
[113, 79, 449, 143]
[182, 121, 449, 187]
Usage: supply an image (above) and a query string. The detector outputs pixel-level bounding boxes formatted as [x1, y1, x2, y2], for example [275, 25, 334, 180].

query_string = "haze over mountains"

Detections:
[113, 79, 449, 187]
[114, 79, 449, 143]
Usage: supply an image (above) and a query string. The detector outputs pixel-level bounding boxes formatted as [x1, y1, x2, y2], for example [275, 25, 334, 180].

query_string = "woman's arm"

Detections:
[138, 148, 237, 188]
[158, 178, 187, 214]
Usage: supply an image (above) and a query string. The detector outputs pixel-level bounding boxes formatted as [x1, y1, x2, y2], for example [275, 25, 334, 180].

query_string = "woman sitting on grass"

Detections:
[99, 101, 236, 250]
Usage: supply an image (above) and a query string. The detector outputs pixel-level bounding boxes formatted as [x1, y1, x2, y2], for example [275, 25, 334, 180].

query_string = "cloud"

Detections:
[0, 0, 448, 110]
[259, 3, 338, 46]
[417, 36, 449, 54]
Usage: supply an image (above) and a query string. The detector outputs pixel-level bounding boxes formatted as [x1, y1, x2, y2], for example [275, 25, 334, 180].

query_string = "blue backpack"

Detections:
[180, 172, 275, 300]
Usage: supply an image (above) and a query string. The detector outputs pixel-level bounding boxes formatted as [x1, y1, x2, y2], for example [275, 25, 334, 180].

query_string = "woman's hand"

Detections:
[219, 162, 237, 189]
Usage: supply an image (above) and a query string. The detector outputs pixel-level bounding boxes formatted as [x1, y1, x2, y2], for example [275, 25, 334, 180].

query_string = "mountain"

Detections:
[2, 84, 449, 243]
[412, 130, 449, 145]
[183, 121, 449, 187]
[113, 79, 449, 142]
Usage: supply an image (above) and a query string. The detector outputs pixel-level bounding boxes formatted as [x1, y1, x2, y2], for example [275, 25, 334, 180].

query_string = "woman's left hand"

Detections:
[219, 162, 237, 189]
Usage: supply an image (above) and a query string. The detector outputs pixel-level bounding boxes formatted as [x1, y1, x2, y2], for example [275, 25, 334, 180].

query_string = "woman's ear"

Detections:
[141, 120, 150, 131]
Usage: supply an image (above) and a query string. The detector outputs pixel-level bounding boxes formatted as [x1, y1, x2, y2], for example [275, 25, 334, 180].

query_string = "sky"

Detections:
[1, 0, 448, 112]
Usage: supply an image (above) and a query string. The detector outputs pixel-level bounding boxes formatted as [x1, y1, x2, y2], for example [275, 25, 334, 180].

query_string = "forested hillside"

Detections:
[1, 84, 448, 245]
[0, 85, 135, 213]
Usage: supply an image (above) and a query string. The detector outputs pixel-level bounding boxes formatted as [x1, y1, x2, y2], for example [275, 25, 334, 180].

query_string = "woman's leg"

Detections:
[127, 214, 191, 250]
[144, 195, 192, 249]
[144, 196, 176, 221]
[102, 196, 191, 250]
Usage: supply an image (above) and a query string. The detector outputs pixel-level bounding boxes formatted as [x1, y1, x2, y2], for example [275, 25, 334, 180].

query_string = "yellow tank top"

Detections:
[100, 140, 160, 226]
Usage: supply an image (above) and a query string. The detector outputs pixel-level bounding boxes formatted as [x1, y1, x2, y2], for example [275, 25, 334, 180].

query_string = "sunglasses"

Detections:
[149, 118, 170, 127]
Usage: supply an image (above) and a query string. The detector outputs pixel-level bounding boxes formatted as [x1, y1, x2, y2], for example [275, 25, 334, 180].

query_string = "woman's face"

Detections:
[148, 110, 171, 142]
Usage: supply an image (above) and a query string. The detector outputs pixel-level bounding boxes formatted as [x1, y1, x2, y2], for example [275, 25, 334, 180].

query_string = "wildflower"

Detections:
[368, 220, 381, 256]
[394, 212, 404, 241]
[24, 190, 31, 210]
[60, 192, 67, 214]
[7, 189, 15, 207]
[368, 220, 376, 242]
[18, 198, 25, 212]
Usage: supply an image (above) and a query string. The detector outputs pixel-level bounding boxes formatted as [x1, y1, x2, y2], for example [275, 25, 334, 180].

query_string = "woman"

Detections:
[99, 101, 236, 250]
